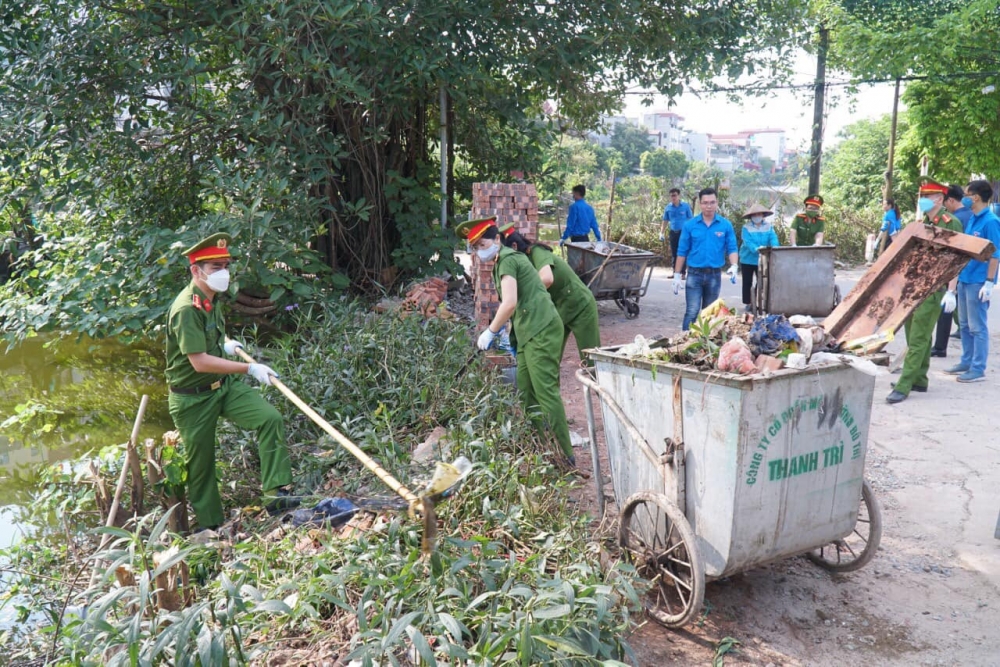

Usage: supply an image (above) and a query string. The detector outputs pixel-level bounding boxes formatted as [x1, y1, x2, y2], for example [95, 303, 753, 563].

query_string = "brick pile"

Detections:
[469, 183, 539, 330]
[401, 277, 451, 319]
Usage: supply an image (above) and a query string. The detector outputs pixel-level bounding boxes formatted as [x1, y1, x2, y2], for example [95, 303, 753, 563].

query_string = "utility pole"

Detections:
[884, 78, 901, 200]
[807, 25, 829, 197]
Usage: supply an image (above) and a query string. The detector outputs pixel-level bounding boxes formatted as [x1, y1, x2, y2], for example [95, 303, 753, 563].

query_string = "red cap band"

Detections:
[188, 246, 231, 264]
[467, 219, 496, 244]
[805, 197, 823, 207]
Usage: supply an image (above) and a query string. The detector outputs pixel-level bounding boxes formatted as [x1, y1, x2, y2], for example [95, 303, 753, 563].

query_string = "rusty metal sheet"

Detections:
[825, 222, 995, 348]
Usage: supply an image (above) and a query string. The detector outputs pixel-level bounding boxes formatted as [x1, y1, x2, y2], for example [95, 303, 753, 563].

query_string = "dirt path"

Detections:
[559, 265, 1000, 667]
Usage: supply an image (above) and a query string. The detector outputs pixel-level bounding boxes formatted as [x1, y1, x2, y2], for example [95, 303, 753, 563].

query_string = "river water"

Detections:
[0, 335, 173, 548]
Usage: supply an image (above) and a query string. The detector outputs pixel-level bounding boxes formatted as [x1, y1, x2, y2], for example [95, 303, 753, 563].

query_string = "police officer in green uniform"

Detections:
[498, 223, 601, 363]
[457, 218, 574, 464]
[886, 178, 964, 404]
[790, 195, 826, 246]
[165, 233, 299, 529]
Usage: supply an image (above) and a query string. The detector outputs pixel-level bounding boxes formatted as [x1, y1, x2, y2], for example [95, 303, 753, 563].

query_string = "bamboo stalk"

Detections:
[233, 348, 419, 507]
[90, 395, 149, 586]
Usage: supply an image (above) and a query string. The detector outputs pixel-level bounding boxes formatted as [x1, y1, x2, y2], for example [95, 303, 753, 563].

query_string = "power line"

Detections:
[623, 71, 1000, 96]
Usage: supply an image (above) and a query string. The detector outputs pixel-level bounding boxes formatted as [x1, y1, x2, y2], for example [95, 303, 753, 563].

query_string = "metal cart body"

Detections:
[577, 348, 882, 626]
[564, 241, 657, 319]
[756, 245, 840, 317]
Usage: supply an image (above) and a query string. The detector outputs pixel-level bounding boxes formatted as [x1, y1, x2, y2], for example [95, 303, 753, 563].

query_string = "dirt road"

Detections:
[559, 265, 1000, 667]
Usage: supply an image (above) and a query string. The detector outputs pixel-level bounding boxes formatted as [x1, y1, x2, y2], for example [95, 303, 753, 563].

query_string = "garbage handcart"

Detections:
[576, 348, 882, 627]
[565, 241, 658, 319]
[755, 245, 842, 317]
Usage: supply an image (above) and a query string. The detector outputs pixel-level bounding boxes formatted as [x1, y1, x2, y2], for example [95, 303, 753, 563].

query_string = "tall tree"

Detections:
[0, 0, 809, 341]
[610, 123, 654, 174]
[640, 149, 690, 181]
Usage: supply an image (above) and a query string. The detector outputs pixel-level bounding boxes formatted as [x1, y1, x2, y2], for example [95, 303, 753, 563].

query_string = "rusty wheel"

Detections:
[807, 479, 882, 572]
[619, 492, 704, 627]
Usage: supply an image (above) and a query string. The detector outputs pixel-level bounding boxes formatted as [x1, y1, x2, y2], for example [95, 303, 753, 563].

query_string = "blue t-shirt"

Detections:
[663, 201, 693, 232]
[562, 199, 602, 241]
[958, 207, 1000, 284]
[678, 215, 738, 269]
[880, 210, 901, 236]
[953, 206, 973, 228]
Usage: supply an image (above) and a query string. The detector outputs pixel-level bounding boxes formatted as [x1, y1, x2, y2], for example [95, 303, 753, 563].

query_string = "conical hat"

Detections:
[741, 203, 773, 219]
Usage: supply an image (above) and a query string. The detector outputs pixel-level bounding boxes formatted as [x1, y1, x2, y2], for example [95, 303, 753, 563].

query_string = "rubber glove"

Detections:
[659, 233, 666, 242]
[726, 265, 738, 284]
[477, 328, 497, 351]
[940, 290, 957, 314]
[247, 363, 277, 386]
[559, 238, 566, 247]
[223, 338, 244, 356]
[672, 273, 681, 295]
[979, 281, 994, 302]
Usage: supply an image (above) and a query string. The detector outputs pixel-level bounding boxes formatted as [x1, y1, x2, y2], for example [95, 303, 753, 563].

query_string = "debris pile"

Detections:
[616, 300, 838, 376]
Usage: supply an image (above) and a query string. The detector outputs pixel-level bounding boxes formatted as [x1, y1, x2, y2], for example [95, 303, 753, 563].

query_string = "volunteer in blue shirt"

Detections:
[661, 188, 693, 277]
[877, 198, 902, 254]
[738, 203, 780, 312]
[673, 187, 739, 330]
[560, 184, 602, 244]
[944, 180, 1000, 383]
[933, 185, 976, 357]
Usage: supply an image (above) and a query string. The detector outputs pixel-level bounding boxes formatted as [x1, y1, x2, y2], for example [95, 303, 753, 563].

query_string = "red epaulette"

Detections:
[192, 294, 202, 310]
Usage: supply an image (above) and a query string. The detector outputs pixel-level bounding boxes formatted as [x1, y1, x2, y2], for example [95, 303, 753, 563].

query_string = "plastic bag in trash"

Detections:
[616, 334, 653, 357]
[288, 497, 358, 528]
[748, 314, 799, 356]
[717, 337, 756, 374]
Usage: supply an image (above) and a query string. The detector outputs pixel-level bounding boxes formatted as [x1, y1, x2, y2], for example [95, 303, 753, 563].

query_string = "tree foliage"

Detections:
[819, 0, 1000, 178]
[0, 0, 809, 341]
[609, 123, 654, 174]
[640, 149, 690, 181]
[822, 114, 919, 212]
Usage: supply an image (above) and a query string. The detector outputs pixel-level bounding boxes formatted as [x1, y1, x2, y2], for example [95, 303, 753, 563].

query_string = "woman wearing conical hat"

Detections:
[738, 203, 780, 312]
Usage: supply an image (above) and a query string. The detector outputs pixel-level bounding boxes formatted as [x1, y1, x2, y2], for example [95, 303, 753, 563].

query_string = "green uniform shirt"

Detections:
[493, 246, 559, 345]
[526, 245, 596, 325]
[791, 213, 825, 246]
[165, 282, 226, 389]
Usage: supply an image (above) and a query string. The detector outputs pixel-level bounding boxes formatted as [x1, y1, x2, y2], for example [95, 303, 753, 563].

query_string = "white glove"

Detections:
[979, 281, 994, 302]
[941, 290, 957, 314]
[672, 273, 681, 295]
[559, 239, 566, 247]
[247, 363, 277, 386]
[223, 339, 244, 356]
[477, 328, 497, 351]
[726, 265, 738, 283]
[659, 233, 666, 242]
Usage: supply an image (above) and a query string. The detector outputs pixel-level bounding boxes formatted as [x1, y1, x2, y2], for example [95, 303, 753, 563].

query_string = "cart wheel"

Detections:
[833, 284, 843, 308]
[619, 492, 705, 627]
[626, 301, 640, 319]
[807, 479, 882, 572]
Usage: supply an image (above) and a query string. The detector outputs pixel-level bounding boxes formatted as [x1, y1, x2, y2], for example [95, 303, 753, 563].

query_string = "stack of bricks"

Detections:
[469, 183, 539, 330]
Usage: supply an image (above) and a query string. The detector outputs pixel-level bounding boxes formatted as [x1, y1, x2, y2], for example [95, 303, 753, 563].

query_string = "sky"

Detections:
[619, 52, 904, 149]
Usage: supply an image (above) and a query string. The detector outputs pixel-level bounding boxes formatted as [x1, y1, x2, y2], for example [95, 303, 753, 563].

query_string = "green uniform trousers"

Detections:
[895, 291, 942, 395]
[561, 304, 601, 363]
[517, 316, 573, 459]
[168, 377, 292, 527]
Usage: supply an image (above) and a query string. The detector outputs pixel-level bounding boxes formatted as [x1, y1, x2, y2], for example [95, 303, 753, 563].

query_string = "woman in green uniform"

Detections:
[499, 223, 601, 363]
[457, 218, 574, 464]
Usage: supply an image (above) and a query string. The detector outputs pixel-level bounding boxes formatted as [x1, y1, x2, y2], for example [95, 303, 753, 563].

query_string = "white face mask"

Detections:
[750, 216, 764, 225]
[476, 243, 499, 262]
[202, 268, 230, 293]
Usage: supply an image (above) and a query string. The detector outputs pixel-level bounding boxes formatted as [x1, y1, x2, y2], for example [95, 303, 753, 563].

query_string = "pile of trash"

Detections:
[615, 300, 880, 376]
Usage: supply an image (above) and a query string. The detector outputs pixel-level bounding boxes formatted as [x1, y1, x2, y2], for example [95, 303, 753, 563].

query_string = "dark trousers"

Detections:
[933, 308, 957, 353]
[570, 235, 590, 243]
[669, 230, 683, 273]
[741, 263, 757, 305]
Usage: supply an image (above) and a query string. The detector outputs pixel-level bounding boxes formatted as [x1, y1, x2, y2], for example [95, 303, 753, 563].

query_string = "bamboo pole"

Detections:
[586, 231, 629, 289]
[232, 347, 419, 507]
[90, 395, 148, 585]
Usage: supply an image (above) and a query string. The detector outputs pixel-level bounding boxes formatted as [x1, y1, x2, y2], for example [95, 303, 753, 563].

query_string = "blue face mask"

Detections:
[962, 196, 973, 208]
[918, 197, 935, 213]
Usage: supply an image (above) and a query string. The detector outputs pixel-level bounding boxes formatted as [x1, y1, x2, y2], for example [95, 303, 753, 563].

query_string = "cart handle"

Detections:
[575, 368, 663, 470]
